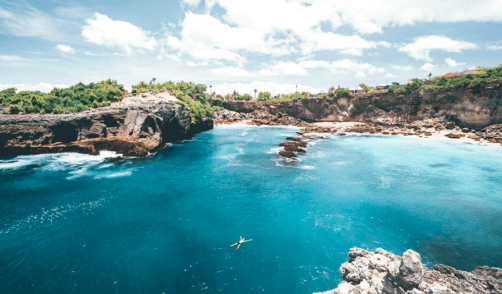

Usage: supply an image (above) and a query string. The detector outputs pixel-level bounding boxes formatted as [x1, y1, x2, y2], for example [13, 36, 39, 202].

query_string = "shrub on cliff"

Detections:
[132, 80, 222, 120]
[336, 88, 350, 96]
[257, 91, 271, 101]
[0, 80, 125, 114]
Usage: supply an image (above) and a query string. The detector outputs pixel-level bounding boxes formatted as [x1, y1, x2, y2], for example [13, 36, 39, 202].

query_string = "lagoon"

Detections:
[1, 125, 502, 293]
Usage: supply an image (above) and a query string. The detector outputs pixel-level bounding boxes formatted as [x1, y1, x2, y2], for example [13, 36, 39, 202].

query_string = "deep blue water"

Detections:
[1, 125, 502, 294]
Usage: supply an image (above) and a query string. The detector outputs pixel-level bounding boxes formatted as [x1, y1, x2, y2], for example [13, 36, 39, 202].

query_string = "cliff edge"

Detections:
[212, 81, 502, 129]
[316, 248, 502, 294]
[0, 101, 212, 157]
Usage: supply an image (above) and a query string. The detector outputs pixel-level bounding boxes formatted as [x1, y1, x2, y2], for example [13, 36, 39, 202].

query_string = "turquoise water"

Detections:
[1, 125, 502, 294]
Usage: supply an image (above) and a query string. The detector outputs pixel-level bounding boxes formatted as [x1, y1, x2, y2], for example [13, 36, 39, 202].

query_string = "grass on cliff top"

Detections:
[1, 79, 125, 114]
[211, 88, 351, 103]
[388, 65, 502, 93]
[131, 81, 222, 121]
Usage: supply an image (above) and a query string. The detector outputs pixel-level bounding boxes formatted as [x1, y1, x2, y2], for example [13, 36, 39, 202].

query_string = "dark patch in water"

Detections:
[430, 163, 448, 168]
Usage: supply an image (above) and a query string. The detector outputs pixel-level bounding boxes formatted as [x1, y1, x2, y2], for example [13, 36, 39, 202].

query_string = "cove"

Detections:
[1, 125, 502, 294]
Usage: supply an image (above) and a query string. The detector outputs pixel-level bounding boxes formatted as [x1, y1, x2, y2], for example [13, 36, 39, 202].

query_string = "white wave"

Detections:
[266, 147, 282, 154]
[95, 170, 132, 179]
[0, 154, 52, 170]
[299, 165, 315, 170]
[0, 196, 108, 235]
[239, 131, 248, 136]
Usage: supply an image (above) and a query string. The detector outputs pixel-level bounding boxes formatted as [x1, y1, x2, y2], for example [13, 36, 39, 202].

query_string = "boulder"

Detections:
[279, 150, 296, 158]
[315, 248, 502, 294]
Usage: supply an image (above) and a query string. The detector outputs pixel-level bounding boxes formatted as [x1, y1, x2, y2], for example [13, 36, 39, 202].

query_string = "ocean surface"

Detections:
[1, 125, 502, 294]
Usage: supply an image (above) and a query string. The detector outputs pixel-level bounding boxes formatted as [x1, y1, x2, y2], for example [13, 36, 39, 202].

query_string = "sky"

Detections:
[1, 0, 502, 95]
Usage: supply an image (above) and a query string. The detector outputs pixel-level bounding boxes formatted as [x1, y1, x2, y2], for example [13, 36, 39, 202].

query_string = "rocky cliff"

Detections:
[0, 101, 213, 157]
[316, 248, 502, 294]
[212, 81, 502, 129]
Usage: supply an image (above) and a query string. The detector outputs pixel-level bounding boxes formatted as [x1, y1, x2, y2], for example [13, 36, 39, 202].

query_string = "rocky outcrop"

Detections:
[0, 101, 212, 157]
[315, 248, 502, 294]
[211, 81, 502, 129]
[212, 109, 309, 127]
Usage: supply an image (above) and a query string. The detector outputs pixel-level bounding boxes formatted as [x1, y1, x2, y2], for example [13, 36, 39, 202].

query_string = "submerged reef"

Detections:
[315, 248, 502, 294]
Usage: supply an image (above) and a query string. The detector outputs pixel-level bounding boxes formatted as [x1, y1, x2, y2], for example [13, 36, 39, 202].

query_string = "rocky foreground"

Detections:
[316, 248, 502, 294]
[0, 100, 212, 157]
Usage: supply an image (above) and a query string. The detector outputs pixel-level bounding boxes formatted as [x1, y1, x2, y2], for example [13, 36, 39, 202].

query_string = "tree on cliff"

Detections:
[257, 91, 271, 101]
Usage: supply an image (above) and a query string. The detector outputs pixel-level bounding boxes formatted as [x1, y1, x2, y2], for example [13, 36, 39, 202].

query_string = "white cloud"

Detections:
[56, 44, 75, 54]
[0, 83, 68, 93]
[206, 0, 502, 35]
[0, 55, 25, 61]
[211, 81, 321, 96]
[391, 65, 414, 71]
[182, 0, 202, 7]
[385, 73, 395, 78]
[187, 61, 208, 66]
[261, 61, 309, 76]
[0, 7, 75, 42]
[85, 51, 96, 56]
[210, 67, 256, 77]
[300, 58, 384, 76]
[398, 35, 477, 62]
[420, 63, 435, 71]
[487, 45, 502, 50]
[156, 46, 182, 61]
[445, 57, 465, 67]
[82, 13, 158, 54]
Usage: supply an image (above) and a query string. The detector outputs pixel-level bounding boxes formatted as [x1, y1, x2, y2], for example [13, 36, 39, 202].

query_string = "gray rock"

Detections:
[315, 248, 502, 294]
[0, 101, 212, 157]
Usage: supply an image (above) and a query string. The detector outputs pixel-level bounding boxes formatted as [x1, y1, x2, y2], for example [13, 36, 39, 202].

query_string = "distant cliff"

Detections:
[0, 101, 212, 157]
[212, 80, 502, 129]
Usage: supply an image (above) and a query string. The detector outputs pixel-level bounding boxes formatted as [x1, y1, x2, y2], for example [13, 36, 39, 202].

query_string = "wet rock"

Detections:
[286, 137, 304, 142]
[279, 150, 296, 158]
[279, 141, 307, 148]
[445, 133, 465, 139]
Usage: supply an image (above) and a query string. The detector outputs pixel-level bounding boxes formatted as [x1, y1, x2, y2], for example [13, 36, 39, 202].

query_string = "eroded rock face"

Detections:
[315, 248, 502, 294]
[0, 101, 213, 157]
[212, 81, 502, 129]
[212, 109, 309, 127]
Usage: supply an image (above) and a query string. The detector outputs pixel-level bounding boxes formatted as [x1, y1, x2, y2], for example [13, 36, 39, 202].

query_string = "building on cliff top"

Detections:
[349, 86, 366, 94]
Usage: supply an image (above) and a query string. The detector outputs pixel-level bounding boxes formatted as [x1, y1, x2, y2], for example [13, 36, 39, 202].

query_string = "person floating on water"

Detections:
[229, 236, 252, 250]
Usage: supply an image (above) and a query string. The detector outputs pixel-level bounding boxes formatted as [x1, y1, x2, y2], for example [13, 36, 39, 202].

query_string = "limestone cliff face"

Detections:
[0, 101, 213, 157]
[212, 81, 502, 129]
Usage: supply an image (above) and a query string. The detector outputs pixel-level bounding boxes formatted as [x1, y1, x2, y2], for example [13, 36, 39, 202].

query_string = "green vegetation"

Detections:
[389, 65, 502, 93]
[131, 81, 222, 121]
[234, 93, 252, 101]
[0, 79, 125, 114]
[336, 88, 351, 96]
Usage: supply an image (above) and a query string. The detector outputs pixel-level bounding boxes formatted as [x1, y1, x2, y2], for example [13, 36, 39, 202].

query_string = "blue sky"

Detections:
[1, 0, 502, 95]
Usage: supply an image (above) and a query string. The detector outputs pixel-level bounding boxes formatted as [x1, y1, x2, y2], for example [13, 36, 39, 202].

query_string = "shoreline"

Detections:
[214, 121, 502, 147]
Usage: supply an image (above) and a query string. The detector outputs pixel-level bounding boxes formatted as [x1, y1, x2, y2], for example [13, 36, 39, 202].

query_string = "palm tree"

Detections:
[210, 85, 212, 99]
[254, 89, 257, 100]
[296, 85, 298, 94]
[428, 73, 432, 80]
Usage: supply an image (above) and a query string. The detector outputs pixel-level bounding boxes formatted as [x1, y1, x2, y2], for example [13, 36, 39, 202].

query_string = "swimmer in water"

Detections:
[229, 236, 252, 250]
